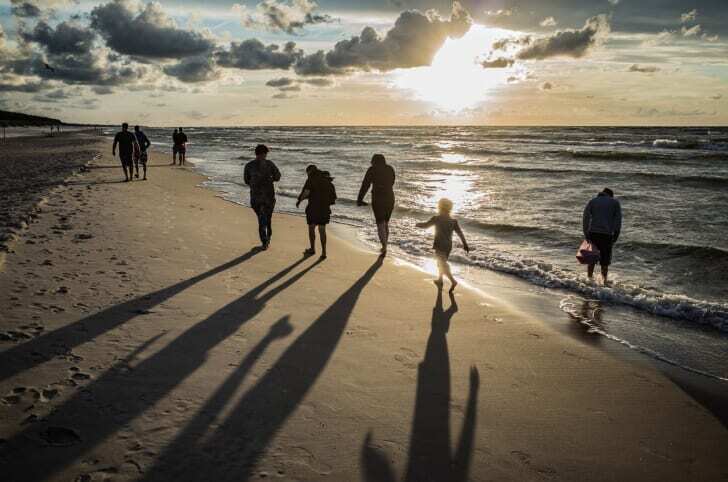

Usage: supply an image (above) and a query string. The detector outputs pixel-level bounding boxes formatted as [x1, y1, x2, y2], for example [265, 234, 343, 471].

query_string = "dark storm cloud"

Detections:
[20, 21, 96, 55]
[10, 1, 42, 18]
[90, 0, 214, 59]
[216, 39, 303, 70]
[237, 0, 336, 35]
[164, 56, 220, 83]
[516, 15, 610, 60]
[293, 1, 472, 76]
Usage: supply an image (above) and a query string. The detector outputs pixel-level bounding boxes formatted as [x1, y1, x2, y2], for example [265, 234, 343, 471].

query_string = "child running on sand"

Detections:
[416, 198, 470, 291]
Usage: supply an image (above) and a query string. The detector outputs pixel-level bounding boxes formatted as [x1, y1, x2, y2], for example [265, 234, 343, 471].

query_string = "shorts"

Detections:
[134, 151, 148, 164]
[172, 145, 179, 154]
[120, 153, 133, 167]
[588, 232, 614, 266]
[306, 208, 330, 226]
[372, 200, 394, 223]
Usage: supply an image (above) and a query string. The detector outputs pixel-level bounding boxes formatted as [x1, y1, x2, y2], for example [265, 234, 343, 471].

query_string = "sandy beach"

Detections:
[0, 136, 727, 482]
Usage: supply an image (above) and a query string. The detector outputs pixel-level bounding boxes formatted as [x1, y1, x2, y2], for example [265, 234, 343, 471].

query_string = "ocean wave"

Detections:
[559, 297, 728, 381]
[389, 237, 728, 332]
[652, 138, 701, 149]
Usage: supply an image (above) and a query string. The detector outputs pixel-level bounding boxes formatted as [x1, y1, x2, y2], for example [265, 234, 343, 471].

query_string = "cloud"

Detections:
[272, 92, 294, 99]
[0, 81, 46, 93]
[540, 81, 553, 90]
[92, 85, 113, 94]
[642, 30, 675, 47]
[480, 57, 514, 68]
[183, 110, 209, 120]
[628, 64, 660, 73]
[265, 75, 333, 92]
[516, 14, 610, 60]
[484, 9, 512, 17]
[216, 39, 303, 70]
[10, 1, 42, 18]
[294, 2, 472, 76]
[703, 33, 719, 42]
[90, 0, 215, 59]
[20, 21, 96, 55]
[710, 93, 722, 100]
[680, 9, 697, 23]
[164, 55, 220, 83]
[681, 25, 702, 37]
[265, 77, 295, 87]
[233, 0, 335, 35]
[608, 0, 619, 5]
[540, 17, 557, 28]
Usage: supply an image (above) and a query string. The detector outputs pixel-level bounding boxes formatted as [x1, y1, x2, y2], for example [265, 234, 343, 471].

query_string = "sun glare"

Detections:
[393, 25, 515, 112]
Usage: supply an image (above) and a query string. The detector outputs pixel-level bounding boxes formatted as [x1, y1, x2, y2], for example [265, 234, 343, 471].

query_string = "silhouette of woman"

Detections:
[357, 154, 396, 256]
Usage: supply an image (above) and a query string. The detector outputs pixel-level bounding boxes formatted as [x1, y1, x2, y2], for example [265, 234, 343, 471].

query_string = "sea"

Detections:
[135, 126, 728, 380]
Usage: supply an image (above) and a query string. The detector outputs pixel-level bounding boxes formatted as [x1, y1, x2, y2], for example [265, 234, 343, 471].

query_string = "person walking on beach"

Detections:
[416, 198, 470, 292]
[171, 129, 179, 165]
[357, 154, 395, 256]
[244, 144, 281, 250]
[112, 122, 139, 182]
[582, 188, 622, 283]
[133, 125, 151, 180]
[296, 164, 337, 259]
[177, 128, 188, 166]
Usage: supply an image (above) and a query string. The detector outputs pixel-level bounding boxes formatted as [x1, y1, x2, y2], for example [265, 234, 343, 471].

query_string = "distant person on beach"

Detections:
[112, 122, 139, 182]
[583, 188, 622, 283]
[177, 128, 188, 165]
[171, 128, 179, 165]
[296, 164, 337, 259]
[133, 125, 151, 180]
[416, 198, 470, 292]
[244, 144, 281, 250]
[357, 154, 395, 256]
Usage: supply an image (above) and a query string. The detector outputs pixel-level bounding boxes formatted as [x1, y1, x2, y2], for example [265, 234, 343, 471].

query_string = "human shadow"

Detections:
[1, 256, 321, 481]
[140, 258, 384, 481]
[361, 288, 480, 482]
[0, 249, 260, 384]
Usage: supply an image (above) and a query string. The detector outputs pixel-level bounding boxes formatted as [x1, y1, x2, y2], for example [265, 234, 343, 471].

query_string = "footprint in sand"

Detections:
[394, 347, 419, 369]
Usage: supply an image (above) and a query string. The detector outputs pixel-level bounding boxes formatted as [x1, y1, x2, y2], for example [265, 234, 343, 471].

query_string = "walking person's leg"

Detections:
[253, 205, 267, 248]
[133, 156, 140, 178]
[587, 262, 596, 279]
[435, 255, 445, 287]
[377, 222, 387, 254]
[265, 206, 273, 245]
[305, 225, 316, 255]
[318, 225, 327, 259]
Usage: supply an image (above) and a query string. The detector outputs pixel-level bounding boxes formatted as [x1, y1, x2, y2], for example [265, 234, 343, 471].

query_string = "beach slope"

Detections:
[0, 139, 726, 482]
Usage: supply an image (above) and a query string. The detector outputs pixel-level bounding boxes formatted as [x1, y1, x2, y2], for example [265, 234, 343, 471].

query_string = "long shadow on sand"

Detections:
[1, 255, 321, 481]
[0, 250, 260, 384]
[138, 258, 383, 481]
[361, 289, 480, 482]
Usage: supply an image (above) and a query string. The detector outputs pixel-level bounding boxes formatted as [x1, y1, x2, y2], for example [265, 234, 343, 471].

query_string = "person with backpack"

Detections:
[296, 164, 336, 259]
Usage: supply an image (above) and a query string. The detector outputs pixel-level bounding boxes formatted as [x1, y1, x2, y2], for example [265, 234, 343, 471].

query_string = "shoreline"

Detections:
[1, 137, 727, 481]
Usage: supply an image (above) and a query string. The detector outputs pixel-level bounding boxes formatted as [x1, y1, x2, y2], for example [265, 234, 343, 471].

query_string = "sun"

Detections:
[393, 25, 516, 112]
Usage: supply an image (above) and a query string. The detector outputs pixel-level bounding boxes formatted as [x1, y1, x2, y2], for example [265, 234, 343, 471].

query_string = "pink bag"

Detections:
[576, 240, 601, 265]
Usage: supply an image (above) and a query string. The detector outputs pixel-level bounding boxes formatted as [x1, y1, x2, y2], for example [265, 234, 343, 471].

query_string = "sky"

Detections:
[0, 0, 726, 126]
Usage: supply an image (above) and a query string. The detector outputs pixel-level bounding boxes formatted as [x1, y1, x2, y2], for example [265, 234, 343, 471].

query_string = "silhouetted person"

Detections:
[244, 144, 281, 250]
[177, 127, 188, 165]
[357, 153, 395, 256]
[296, 164, 337, 259]
[583, 187, 622, 283]
[112, 122, 139, 182]
[171, 128, 179, 165]
[417, 198, 470, 292]
[133, 125, 151, 180]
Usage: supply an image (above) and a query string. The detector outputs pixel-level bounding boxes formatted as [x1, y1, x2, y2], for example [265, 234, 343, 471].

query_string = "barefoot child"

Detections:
[416, 198, 470, 291]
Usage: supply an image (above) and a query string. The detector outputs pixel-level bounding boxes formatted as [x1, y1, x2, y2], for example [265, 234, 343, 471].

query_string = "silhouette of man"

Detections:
[112, 122, 139, 182]
[244, 144, 281, 250]
[583, 187, 622, 283]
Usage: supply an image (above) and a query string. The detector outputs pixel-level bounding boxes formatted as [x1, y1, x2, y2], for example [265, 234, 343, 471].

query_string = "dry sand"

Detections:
[0, 137, 726, 482]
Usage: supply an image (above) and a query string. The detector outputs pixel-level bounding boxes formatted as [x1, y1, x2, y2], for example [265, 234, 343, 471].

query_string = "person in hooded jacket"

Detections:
[297, 164, 337, 259]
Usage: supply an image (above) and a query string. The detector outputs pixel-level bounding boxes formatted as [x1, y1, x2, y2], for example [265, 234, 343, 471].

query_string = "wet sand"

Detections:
[0, 137, 726, 481]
